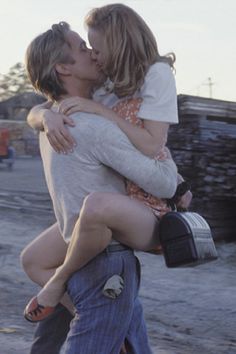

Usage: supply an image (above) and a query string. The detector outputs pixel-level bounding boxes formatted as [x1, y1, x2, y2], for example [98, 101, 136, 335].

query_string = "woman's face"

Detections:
[88, 28, 107, 73]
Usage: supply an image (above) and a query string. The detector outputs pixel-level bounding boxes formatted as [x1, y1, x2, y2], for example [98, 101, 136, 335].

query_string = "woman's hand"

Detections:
[42, 110, 77, 154]
[58, 96, 103, 116]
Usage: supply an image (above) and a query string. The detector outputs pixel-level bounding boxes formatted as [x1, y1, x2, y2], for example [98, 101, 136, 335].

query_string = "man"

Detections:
[24, 22, 153, 354]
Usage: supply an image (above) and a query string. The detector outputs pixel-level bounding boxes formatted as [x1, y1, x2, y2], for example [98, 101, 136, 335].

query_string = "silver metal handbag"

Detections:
[159, 211, 218, 267]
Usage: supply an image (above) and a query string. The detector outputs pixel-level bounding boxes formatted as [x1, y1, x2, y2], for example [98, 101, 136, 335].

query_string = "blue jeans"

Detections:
[65, 249, 152, 354]
[30, 303, 73, 354]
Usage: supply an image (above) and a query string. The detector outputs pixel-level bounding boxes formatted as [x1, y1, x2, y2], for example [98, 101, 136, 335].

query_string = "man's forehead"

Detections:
[66, 30, 84, 46]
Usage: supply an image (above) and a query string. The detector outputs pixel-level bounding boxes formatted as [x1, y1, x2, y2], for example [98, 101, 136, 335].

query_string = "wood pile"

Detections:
[169, 95, 236, 240]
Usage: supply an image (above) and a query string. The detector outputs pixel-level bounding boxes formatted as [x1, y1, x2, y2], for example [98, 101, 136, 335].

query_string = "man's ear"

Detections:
[55, 63, 70, 76]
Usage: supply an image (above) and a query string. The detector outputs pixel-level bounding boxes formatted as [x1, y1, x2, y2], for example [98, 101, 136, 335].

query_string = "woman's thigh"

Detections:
[91, 192, 159, 251]
[22, 222, 68, 269]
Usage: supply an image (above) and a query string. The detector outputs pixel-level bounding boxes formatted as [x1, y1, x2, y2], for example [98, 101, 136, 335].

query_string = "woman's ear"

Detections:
[55, 63, 70, 76]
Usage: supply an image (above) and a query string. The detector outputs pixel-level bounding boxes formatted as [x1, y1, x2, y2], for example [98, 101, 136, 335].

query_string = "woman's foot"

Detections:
[24, 296, 55, 322]
[24, 278, 66, 322]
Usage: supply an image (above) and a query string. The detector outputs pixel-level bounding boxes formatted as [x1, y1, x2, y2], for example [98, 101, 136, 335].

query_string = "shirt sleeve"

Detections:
[89, 116, 177, 199]
[138, 62, 179, 124]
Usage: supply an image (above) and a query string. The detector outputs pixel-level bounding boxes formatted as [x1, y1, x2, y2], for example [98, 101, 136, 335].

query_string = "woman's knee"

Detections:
[20, 245, 36, 277]
[20, 238, 46, 278]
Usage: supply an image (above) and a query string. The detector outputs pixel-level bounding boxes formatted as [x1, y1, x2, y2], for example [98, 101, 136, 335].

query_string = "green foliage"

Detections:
[0, 63, 33, 101]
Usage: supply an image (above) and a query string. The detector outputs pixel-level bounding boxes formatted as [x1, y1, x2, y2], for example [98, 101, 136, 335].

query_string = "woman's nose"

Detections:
[90, 50, 97, 61]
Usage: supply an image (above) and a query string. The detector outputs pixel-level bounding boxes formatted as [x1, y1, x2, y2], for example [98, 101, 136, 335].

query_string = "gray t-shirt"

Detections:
[40, 112, 177, 241]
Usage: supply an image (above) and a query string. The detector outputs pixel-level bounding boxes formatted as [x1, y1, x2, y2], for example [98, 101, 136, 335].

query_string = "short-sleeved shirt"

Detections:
[136, 62, 178, 124]
[93, 62, 178, 124]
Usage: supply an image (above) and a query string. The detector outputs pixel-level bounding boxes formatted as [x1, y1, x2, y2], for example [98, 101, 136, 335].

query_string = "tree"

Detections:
[0, 62, 33, 101]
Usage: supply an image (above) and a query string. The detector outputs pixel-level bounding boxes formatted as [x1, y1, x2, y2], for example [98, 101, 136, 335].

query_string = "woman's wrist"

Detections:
[94, 102, 108, 116]
[97, 104, 119, 124]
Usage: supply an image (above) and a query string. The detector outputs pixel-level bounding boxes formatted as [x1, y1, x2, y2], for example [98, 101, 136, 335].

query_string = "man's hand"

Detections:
[176, 189, 192, 210]
[42, 110, 77, 154]
[173, 175, 193, 211]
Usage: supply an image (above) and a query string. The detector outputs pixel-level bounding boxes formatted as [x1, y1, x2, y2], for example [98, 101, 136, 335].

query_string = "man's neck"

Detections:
[62, 78, 93, 99]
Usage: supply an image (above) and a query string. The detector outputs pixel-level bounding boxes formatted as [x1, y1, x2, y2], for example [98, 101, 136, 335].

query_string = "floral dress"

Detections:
[112, 97, 171, 220]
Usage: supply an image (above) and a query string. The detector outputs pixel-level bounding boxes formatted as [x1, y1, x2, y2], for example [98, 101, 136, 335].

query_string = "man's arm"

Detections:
[89, 115, 177, 199]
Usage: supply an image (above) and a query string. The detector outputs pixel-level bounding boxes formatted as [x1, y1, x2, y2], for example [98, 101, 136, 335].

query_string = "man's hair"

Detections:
[85, 3, 175, 98]
[25, 22, 75, 101]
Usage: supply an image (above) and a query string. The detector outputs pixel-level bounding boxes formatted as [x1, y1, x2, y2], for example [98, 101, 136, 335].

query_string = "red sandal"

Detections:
[24, 296, 55, 322]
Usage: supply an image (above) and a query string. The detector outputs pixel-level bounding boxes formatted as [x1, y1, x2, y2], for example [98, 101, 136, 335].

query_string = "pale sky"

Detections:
[1, 0, 236, 101]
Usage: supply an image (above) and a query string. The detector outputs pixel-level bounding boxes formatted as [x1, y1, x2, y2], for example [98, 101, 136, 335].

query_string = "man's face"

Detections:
[65, 30, 104, 83]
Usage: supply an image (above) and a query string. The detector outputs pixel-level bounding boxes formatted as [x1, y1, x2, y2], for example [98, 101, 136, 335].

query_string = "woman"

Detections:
[23, 4, 191, 322]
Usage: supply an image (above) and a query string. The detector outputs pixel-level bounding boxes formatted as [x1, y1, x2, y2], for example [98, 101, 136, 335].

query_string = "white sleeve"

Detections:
[90, 117, 177, 199]
[138, 62, 179, 124]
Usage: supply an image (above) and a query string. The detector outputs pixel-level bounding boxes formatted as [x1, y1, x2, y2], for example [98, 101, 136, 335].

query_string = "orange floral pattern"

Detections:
[112, 98, 171, 219]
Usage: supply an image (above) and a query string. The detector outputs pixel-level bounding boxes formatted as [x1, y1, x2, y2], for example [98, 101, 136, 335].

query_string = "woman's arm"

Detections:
[27, 101, 53, 131]
[98, 104, 169, 158]
[59, 97, 168, 158]
[27, 103, 77, 154]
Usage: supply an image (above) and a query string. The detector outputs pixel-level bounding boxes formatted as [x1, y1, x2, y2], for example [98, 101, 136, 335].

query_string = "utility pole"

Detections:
[204, 77, 215, 98]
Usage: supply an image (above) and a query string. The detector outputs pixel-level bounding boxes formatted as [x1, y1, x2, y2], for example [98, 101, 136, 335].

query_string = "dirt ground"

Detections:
[0, 158, 236, 354]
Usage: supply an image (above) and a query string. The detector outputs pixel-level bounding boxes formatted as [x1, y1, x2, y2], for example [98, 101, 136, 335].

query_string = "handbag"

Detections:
[159, 182, 218, 268]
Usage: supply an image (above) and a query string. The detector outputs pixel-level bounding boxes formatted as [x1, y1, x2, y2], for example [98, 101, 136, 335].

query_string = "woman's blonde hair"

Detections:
[25, 22, 75, 101]
[85, 3, 175, 97]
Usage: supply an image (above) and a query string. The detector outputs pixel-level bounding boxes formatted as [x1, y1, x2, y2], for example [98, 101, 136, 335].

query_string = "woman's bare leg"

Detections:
[38, 192, 159, 306]
[21, 223, 74, 313]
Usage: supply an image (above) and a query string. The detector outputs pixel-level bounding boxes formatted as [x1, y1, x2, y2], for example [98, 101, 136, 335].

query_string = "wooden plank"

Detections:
[178, 94, 236, 120]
